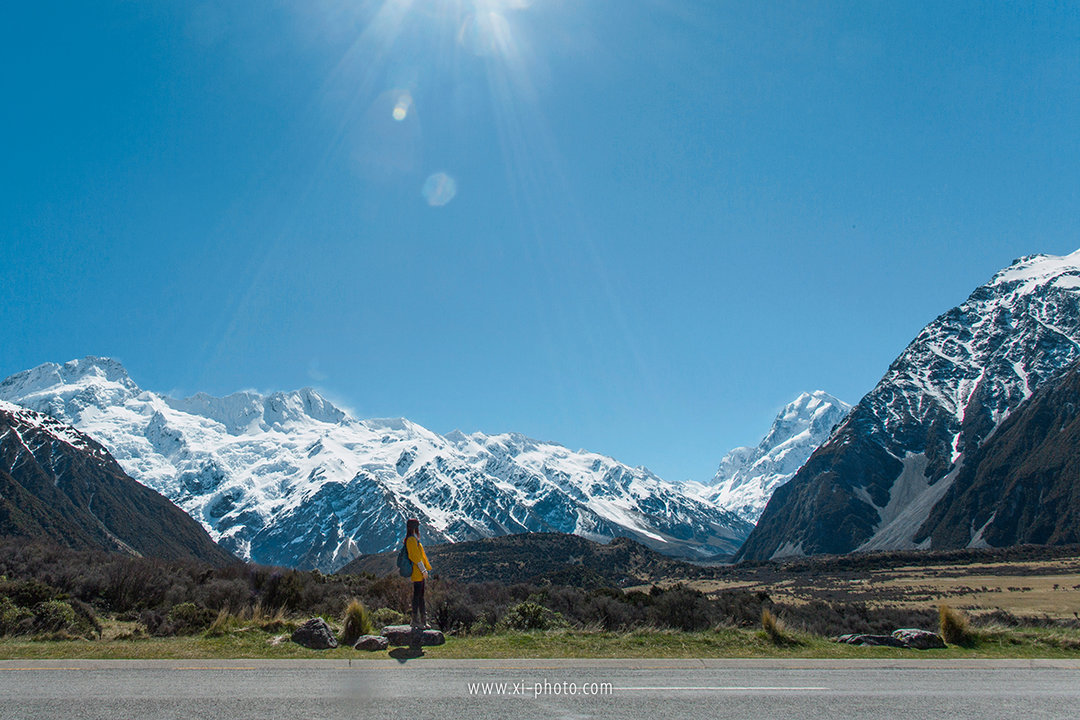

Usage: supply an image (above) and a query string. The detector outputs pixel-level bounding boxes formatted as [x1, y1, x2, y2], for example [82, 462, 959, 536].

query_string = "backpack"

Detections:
[396, 539, 412, 578]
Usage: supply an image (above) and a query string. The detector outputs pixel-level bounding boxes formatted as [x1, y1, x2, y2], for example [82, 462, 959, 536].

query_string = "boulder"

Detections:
[382, 625, 446, 647]
[892, 628, 946, 649]
[354, 635, 389, 652]
[421, 629, 446, 646]
[291, 618, 339, 650]
[835, 633, 907, 647]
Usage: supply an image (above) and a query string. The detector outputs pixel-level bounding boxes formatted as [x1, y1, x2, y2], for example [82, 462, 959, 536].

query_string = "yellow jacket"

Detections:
[406, 535, 431, 582]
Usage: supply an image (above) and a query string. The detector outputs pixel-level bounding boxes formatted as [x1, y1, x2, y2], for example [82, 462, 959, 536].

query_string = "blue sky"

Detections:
[3, 1, 1078, 482]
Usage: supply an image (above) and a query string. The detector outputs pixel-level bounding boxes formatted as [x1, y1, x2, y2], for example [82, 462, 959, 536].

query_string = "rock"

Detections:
[892, 628, 946, 649]
[382, 625, 446, 647]
[835, 633, 907, 647]
[291, 618, 339, 650]
[421, 629, 445, 646]
[354, 635, 389, 651]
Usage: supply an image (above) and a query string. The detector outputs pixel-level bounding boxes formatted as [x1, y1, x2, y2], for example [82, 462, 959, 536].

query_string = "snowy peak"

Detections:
[0, 358, 751, 570]
[988, 250, 1080, 295]
[0, 356, 349, 436]
[166, 387, 346, 435]
[754, 391, 849, 456]
[705, 391, 851, 523]
[0, 356, 141, 422]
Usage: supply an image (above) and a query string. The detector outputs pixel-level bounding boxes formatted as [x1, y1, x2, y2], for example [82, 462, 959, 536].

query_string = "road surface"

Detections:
[1, 658, 1078, 719]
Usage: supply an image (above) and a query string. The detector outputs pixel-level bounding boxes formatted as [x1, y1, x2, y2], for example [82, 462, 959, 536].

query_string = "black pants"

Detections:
[411, 580, 425, 624]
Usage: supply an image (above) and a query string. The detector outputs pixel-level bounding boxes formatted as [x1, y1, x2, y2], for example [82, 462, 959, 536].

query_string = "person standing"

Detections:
[405, 517, 432, 628]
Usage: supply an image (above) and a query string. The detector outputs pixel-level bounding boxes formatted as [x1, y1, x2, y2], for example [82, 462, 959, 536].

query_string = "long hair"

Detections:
[406, 518, 420, 538]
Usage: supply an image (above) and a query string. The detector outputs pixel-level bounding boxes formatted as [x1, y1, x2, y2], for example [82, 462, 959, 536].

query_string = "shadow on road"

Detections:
[388, 646, 425, 663]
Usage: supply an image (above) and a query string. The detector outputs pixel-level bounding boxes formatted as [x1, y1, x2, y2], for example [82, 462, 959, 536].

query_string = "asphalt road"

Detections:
[2, 658, 1078, 720]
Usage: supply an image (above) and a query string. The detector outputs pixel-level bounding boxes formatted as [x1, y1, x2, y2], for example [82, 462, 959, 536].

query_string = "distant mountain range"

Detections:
[8, 251, 1080, 570]
[693, 391, 851, 524]
[0, 358, 750, 571]
[738, 251, 1080, 561]
[0, 400, 233, 565]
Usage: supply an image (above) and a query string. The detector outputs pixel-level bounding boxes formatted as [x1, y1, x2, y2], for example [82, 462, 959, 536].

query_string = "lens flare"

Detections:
[421, 172, 457, 207]
[392, 92, 412, 121]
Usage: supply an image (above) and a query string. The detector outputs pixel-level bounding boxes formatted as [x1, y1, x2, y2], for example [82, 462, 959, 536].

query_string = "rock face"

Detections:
[381, 625, 445, 647]
[291, 618, 339, 649]
[700, 391, 851, 523]
[0, 401, 234, 565]
[738, 251, 1080, 561]
[0, 357, 750, 570]
[354, 635, 389, 651]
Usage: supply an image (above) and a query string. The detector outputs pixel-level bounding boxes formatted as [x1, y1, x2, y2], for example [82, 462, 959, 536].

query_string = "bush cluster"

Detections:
[6, 539, 1072, 642]
[0, 577, 101, 639]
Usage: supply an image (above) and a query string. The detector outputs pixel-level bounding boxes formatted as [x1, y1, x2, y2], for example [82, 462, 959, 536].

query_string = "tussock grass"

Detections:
[940, 604, 975, 647]
[760, 608, 785, 644]
[205, 603, 292, 637]
[340, 598, 373, 645]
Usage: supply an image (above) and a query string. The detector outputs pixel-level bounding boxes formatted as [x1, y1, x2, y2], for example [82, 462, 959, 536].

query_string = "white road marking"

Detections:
[617, 686, 830, 691]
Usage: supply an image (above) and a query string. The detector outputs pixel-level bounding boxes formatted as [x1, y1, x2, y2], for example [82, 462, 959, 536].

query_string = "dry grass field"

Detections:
[663, 553, 1080, 620]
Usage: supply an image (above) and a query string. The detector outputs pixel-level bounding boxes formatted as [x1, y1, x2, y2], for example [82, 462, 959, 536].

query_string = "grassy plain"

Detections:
[2, 625, 1079, 660]
[671, 555, 1080, 620]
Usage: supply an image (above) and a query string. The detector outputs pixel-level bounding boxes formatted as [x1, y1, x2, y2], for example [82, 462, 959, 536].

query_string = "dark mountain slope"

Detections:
[915, 360, 1080, 548]
[0, 402, 235, 565]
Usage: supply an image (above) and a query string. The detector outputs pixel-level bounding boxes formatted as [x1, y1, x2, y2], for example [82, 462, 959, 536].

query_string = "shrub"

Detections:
[714, 591, 770, 628]
[0, 596, 34, 636]
[166, 602, 215, 635]
[341, 598, 373, 645]
[500, 601, 560, 631]
[0, 579, 59, 608]
[32, 600, 76, 634]
[648, 584, 713, 631]
[371, 607, 406, 629]
[262, 572, 306, 611]
[940, 604, 974, 646]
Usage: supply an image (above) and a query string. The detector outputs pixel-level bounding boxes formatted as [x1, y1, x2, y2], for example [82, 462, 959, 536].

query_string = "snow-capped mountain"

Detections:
[738, 250, 1080, 561]
[0, 399, 233, 564]
[0, 358, 751, 571]
[700, 391, 851, 524]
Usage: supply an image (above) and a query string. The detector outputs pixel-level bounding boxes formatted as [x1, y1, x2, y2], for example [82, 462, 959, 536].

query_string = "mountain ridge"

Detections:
[0, 358, 751, 571]
[0, 400, 235, 565]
